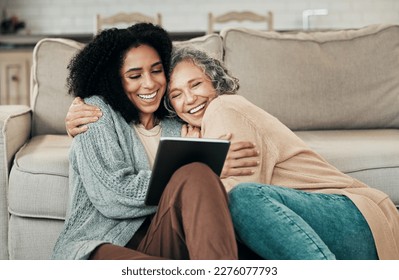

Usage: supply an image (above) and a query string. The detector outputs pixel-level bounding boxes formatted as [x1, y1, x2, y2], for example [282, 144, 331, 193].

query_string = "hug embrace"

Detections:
[54, 22, 399, 260]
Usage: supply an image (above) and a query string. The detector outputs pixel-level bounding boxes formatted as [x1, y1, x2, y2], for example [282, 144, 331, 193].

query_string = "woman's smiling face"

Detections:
[168, 60, 217, 127]
[120, 44, 166, 125]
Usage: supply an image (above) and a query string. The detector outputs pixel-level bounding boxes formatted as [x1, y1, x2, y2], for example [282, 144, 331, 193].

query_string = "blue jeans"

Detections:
[229, 183, 378, 260]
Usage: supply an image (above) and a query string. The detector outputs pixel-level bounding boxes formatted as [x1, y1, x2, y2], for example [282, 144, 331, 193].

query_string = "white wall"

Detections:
[1, 0, 399, 35]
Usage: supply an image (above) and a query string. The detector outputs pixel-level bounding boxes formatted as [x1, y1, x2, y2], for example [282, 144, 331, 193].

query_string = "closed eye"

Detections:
[169, 92, 181, 99]
[192, 82, 201, 88]
[152, 68, 163, 74]
[128, 69, 162, 79]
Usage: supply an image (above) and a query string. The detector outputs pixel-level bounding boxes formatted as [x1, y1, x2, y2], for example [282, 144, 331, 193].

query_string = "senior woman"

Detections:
[163, 46, 399, 260]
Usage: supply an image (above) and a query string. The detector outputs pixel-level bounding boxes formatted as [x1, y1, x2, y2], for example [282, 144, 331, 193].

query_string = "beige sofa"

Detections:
[1, 24, 398, 259]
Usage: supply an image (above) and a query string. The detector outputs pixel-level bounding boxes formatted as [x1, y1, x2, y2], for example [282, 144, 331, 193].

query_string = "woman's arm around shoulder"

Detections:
[70, 96, 155, 219]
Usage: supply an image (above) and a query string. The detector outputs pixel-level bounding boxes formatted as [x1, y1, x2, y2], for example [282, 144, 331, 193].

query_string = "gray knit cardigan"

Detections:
[52, 96, 181, 259]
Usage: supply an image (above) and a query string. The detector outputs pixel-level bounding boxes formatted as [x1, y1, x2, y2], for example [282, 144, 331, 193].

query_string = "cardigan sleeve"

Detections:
[201, 95, 280, 191]
[70, 97, 156, 219]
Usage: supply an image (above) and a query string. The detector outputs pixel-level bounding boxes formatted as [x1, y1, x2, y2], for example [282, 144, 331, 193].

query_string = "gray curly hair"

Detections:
[164, 46, 239, 117]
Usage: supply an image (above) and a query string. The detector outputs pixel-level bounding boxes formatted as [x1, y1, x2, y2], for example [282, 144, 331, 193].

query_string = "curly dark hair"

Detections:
[67, 23, 172, 123]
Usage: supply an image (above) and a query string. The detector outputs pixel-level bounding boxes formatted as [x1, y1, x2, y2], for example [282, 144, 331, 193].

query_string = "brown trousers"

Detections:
[90, 162, 238, 260]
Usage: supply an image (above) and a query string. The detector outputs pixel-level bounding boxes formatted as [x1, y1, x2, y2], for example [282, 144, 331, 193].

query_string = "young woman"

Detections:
[52, 23, 240, 260]
[164, 46, 399, 260]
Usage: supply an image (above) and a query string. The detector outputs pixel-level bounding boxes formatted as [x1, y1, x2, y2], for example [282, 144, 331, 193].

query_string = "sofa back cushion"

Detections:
[174, 33, 223, 61]
[221, 24, 399, 130]
[31, 34, 223, 136]
[31, 38, 84, 136]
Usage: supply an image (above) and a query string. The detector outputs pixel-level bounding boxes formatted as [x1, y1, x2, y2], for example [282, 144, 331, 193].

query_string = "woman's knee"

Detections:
[172, 162, 219, 186]
[229, 183, 276, 203]
[229, 184, 273, 217]
[228, 183, 299, 223]
[230, 183, 304, 207]
[175, 162, 215, 179]
[166, 162, 225, 197]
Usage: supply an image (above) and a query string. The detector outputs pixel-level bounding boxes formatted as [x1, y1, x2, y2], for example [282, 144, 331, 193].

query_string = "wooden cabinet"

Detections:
[0, 49, 33, 106]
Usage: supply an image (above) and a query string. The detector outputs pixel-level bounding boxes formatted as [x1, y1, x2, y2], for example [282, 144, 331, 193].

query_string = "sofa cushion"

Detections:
[31, 39, 84, 136]
[8, 215, 64, 260]
[8, 135, 71, 220]
[174, 33, 223, 61]
[296, 129, 399, 206]
[221, 24, 399, 130]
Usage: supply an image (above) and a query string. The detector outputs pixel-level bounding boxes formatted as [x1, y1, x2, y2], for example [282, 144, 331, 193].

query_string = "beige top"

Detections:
[133, 123, 162, 169]
[202, 94, 399, 260]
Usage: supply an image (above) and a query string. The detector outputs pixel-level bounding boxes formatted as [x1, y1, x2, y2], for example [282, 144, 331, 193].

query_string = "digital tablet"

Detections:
[145, 137, 230, 205]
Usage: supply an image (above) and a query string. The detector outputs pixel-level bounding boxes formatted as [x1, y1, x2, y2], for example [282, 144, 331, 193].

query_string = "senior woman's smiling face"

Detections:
[168, 60, 217, 127]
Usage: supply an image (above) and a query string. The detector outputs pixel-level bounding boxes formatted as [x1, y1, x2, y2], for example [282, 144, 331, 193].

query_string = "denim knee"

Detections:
[228, 183, 336, 260]
[229, 183, 272, 199]
[229, 183, 282, 206]
[229, 184, 265, 212]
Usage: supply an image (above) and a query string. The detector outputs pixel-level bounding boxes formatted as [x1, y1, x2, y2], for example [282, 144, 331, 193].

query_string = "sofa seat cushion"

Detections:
[8, 215, 64, 260]
[8, 135, 71, 220]
[296, 129, 399, 206]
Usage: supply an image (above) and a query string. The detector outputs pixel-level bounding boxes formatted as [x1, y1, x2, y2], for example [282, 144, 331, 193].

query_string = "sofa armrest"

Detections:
[0, 105, 31, 259]
[0, 105, 32, 177]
